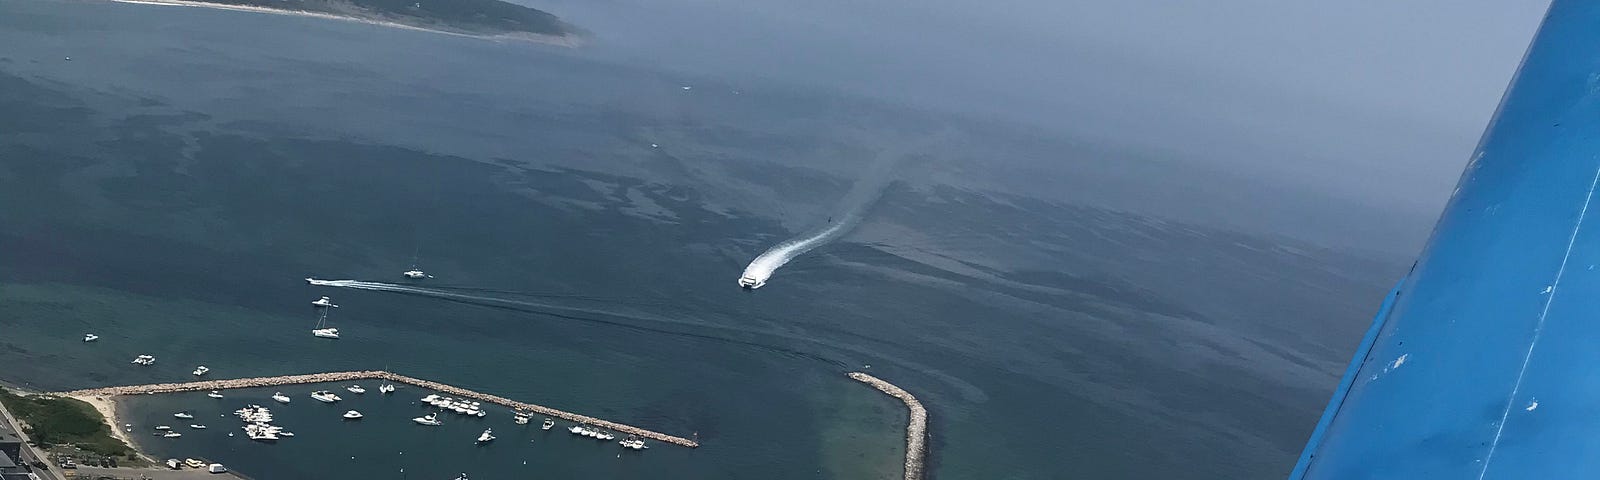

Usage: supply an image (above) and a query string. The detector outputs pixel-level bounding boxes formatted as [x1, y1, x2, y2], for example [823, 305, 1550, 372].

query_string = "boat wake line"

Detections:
[306, 279, 850, 369]
[739, 150, 904, 289]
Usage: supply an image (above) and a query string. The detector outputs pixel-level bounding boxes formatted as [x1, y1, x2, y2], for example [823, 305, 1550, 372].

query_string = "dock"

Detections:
[848, 372, 927, 480]
[60, 370, 699, 448]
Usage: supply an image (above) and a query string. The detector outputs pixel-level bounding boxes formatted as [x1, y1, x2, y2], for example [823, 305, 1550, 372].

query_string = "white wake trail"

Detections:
[739, 151, 903, 288]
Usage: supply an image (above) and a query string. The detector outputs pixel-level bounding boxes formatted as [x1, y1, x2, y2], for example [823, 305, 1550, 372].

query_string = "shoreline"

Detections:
[69, 394, 157, 464]
[848, 372, 928, 480]
[99, 0, 581, 47]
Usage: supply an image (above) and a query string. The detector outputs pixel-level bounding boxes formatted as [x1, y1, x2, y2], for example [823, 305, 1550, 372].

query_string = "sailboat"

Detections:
[311, 307, 340, 339]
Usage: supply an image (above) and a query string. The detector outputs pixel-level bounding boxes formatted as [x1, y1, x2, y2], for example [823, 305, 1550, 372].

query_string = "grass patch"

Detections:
[0, 388, 135, 458]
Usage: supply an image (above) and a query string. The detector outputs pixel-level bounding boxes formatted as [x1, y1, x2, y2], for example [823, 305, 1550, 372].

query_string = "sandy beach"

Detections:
[69, 394, 156, 463]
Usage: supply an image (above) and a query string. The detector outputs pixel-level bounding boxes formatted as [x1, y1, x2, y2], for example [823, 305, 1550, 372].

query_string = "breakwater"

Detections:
[848, 372, 927, 480]
[61, 370, 699, 448]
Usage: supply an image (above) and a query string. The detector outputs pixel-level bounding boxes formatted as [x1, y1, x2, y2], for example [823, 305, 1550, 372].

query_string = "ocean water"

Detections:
[0, 0, 1403, 478]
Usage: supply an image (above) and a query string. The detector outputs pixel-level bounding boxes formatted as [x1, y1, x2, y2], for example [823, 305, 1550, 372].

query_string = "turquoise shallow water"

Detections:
[0, 0, 1403, 478]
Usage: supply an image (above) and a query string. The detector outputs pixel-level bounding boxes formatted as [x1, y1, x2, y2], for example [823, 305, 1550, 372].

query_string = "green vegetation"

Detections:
[0, 389, 135, 458]
[202, 0, 572, 37]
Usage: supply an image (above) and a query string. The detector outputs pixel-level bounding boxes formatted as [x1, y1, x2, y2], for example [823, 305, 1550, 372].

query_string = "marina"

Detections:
[61, 370, 701, 448]
[849, 372, 927, 480]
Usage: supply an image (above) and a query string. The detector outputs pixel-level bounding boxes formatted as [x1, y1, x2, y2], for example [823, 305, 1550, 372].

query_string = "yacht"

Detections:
[513, 412, 530, 425]
[421, 394, 440, 403]
[475, 428, 495, 444]
[413, 413, 442, 426]
[595, 430, 615, 441]
[207, 391, 224, 399]
[162, 431, 182, 438]
[619, 435, 648, 450]
[311, 296, 338, 308]
[403, 269, 430, 279]
[244, 423, 279, 442]
[312, 327, 340, 339]
[737, 275, 765, 289]
[379, 383, 396, 394]
[83, 333, 99, 342]
[568, 425, 587, 435]
[310, 391, 342, 403]
[189, 424, 207, 429]
[192, 366, 209, 376]
[346, 385, 366, 394]
[235, 406, 275, 424]
[131, 354, 156, 365]
[541, 418, 554, 430]
[343, 410, 363, 420]
[173, 412, 195, 419]
[272, 392, 292, 404]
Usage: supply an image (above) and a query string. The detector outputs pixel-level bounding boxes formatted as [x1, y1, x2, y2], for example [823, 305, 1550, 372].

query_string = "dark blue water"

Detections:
[0, 0, 1403, 478]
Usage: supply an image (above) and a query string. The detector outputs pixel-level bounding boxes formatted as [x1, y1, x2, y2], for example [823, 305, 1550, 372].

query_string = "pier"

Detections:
[848, 372, 927, 480]
[61, 370, 699, 448]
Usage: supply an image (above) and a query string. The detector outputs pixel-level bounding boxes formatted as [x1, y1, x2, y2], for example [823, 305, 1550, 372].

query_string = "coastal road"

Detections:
[0, 394, 64, 480]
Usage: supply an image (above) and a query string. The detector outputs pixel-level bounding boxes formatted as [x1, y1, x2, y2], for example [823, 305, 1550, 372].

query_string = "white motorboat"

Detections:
[192, 365, 209, 376]
[421, 394, 440, 403]
[311, 296, 338, 308]
[312, 327, 340, 339]
[346, 385, 366, 394]
[541, 418, 554, 430]
[619, 435, 648, 450]
[189, 424, 207, 429]
[513, 413, 530, 425]
[379, 383, 396, 394]
[476, 428, 495, 444]
[173, 412, 195, 419]
[402, 269, 430, 279]
[738, 275, 765, 289]
[413, 413, 442, 426]
[207, 391, 224, 399]
[154, 425, 171, 430]
[83, 333, 99, 342]
[131, 354, 156, 365]
[272, 392, 291, 403]
[184, 459, 205, 469]
[475, 410, 486, 418]
[162, 431, 182, 438]
[343, 410, 363, 420]
[595, 430, 615, 441]
[310, 391, 342, 403]
[568, 425, 586, 435]
[280, 431, 295, 437]
[244, 423, 279, 442]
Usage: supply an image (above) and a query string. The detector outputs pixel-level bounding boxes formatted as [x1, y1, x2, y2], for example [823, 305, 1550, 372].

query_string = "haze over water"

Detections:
[0, 0, 1404, 478]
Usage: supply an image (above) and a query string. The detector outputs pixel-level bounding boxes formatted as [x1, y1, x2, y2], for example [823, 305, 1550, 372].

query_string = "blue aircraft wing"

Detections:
[1289, 2, 1600, 478]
